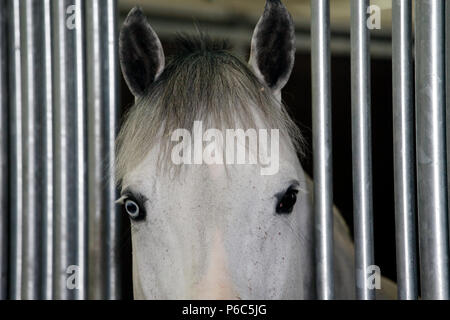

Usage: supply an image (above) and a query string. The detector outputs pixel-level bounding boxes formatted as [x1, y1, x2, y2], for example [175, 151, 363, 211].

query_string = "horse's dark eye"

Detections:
[276, 188, 298, 214]
[125, 199, 145, 221]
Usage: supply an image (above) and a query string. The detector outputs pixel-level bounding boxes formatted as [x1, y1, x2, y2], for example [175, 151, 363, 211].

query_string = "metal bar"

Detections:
[0, 0, 9, 301]
[42, 0, 54, 300]
[311, 0, 334, 300]
[392, 0, 418, 300]
[86, 0, 120, 300]
[446, 0, 450, 254]
[74, 0, 88, 300]
[8, 0, 23, 300]
[21, 0, 47, 300]
[86, 0, 104, 300]
[104, 0, 121, 300]
[53, 0, 87, 300]
[350, 0, 375, 300]
[415, 0, 450, 300]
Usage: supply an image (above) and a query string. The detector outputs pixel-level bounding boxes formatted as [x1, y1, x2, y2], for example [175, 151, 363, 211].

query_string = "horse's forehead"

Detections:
[207, 163, 227, 180]
[122, 136, 302, 198]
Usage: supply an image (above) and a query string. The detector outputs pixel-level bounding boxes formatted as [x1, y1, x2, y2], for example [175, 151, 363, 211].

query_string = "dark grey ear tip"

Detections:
[125, 6, 146, 25]
[259, 0, 295, 33]
[265, 0, 293, 20]
[266, 0, 284, 8]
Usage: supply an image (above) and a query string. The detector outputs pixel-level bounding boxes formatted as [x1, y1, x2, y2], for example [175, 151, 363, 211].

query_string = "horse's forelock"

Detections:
[115, 35, 304, 186]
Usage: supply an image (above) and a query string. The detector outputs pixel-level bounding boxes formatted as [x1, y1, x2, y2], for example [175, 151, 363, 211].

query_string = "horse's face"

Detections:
[121, 138, 314, 299]
[118, 1, 314, 299]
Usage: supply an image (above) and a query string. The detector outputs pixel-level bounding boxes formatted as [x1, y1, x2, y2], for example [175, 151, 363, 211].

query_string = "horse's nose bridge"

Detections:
[191, 229, 237, 299]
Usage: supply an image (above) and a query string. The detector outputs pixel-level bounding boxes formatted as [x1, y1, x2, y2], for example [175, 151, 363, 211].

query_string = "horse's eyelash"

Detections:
[115, 196, 128, 205]
[120, 191, 149, 208]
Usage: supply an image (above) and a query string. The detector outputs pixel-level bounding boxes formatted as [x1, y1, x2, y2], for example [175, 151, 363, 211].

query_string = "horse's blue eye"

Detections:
[121, 191, 147, 221]
[125, 200, 140, 218]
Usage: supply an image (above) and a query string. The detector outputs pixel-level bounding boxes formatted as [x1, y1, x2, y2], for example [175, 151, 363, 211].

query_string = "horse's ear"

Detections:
[249, 0, 295, 97]
[119, 7, 165, 97]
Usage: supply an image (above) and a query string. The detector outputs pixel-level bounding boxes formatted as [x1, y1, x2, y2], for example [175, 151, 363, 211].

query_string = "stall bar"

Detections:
[392, 0, 418, 300]
[311, 0, 334, 300]
[350, 0, 375, 300]
[0, 0, 9, 301]
[1, 0, 120, 300]
[415, 0, 450, 300]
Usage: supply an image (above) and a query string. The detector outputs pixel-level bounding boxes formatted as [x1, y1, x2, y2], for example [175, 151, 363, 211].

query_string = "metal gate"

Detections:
[312, 0, 450, 300]
[0, 0, 450, 300]
[0, 0, 120, 300]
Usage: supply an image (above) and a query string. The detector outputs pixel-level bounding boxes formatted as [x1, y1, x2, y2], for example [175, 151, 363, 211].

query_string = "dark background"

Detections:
[119, 39, 400, 299]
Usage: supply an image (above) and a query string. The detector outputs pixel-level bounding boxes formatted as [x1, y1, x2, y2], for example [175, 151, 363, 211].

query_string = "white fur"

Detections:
[123, 123, 317, 299]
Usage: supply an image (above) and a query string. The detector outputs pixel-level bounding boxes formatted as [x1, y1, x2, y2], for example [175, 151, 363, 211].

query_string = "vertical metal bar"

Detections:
[311, 0, 334, 300]
[0, 0, 9, 301]
[350, 0, 375, 300]
[74, 0, 88, 301]
[392, 0, 418, 300]
[42, 0, 54, 300]
[8, 0, 23, 300]
[21, 0, 46, 300]
[104, 0, 121, 301]
[415, 0, 450, 300]
[86, 0, 103, 300]
[86, 0, 121, 300]
[446, 0, 450, 252]
[53, 0, 87, 300]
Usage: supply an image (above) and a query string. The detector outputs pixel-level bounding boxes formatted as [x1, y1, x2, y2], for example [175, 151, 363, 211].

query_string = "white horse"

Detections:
[116, 0, 396, 299]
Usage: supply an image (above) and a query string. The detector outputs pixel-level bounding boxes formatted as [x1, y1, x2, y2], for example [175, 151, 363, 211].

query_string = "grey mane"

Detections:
[115, 34, 303, 184]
